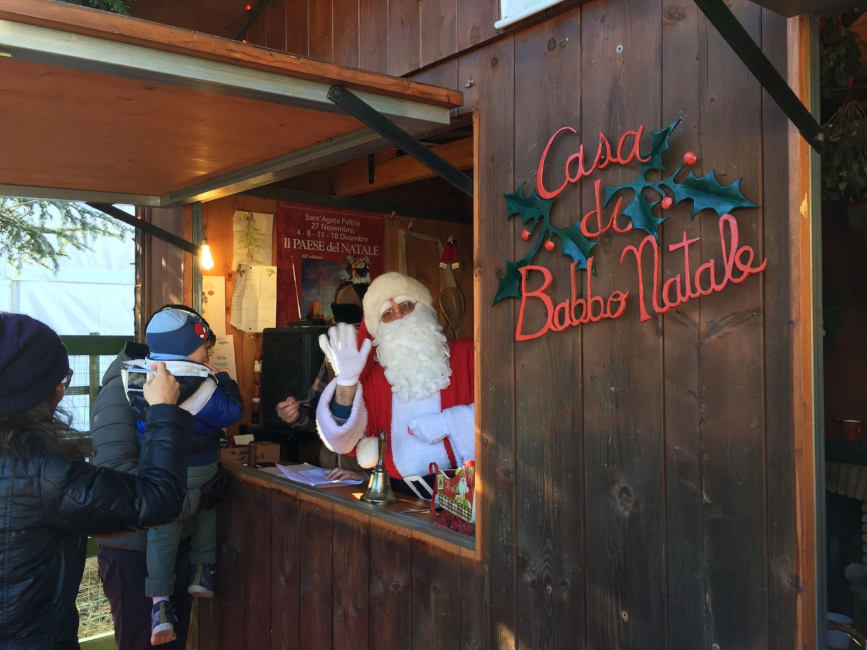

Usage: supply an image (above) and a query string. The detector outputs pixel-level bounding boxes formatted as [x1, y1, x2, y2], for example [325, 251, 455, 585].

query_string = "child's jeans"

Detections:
[145, 463, 219, 597]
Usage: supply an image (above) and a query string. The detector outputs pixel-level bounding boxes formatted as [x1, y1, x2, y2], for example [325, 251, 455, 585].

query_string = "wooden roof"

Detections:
[0, 0, 462, 206]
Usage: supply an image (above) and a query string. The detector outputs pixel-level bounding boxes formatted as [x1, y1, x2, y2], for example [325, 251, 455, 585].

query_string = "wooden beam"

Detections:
[334, 137, 473, 196]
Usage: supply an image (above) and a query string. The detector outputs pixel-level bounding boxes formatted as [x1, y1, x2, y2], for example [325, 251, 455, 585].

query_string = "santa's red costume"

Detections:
[315, 272, 474, 479]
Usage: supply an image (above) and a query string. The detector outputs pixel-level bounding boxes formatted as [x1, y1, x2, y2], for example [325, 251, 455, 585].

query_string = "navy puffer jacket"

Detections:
[0, 404, 192, 649]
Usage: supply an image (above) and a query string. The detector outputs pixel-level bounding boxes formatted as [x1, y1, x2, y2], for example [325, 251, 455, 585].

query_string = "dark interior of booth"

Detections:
[247, 118, 474, 464]
[819, 7, 867, 644]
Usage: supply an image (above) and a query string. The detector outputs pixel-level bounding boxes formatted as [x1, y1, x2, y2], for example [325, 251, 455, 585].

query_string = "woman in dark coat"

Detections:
[0, 312, 192, 650]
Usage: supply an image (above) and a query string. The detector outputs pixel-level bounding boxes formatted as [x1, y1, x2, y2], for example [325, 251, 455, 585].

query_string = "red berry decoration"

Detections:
[544, 239, 555, 252]
[521, 228, 531, 241]
[683, 151, 697, 165]
[660, 196, 673, 210]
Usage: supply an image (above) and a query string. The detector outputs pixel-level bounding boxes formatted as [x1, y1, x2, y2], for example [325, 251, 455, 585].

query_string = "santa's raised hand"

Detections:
[319, 322, 372, 387]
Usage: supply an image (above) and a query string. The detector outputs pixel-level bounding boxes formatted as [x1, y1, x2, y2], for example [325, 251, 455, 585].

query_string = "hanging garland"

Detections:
[820, 10, 867, 204]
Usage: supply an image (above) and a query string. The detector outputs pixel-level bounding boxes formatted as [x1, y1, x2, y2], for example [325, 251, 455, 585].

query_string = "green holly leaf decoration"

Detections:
[641, 119, 680, 173]
[494, 260, 526, 304]
[495, 183, 596, 304]
[667, 172, 758, 219]
[622, 192, 666, 236]
[556, 223, 597, 270]
[505, 183, 552, 225]
[606, 118, 758, 236]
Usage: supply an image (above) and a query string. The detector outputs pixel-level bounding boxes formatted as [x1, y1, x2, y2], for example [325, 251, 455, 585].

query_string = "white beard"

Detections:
[374, 304, 451, 402]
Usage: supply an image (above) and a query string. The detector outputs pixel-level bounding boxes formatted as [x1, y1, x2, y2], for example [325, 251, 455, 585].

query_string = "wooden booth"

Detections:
[0, 0, 843, 647]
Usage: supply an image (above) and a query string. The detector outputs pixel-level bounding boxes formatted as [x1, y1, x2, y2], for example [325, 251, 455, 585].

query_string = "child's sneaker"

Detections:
[187, 563, 215, 598]
[150, 599, 177, 646]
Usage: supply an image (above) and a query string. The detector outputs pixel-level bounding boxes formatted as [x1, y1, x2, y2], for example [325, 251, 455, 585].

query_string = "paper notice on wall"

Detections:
[210, 334, 237, 380]
[201, 276, 226, 337]
[230, 264, 277, 332]
[232, 211, 274, 269]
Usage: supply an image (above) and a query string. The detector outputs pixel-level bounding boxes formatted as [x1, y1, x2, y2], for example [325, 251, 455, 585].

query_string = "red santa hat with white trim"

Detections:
[361, 272, 434, 339]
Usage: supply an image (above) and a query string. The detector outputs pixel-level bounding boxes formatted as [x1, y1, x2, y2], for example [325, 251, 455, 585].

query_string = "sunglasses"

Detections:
[381, 301, 416, 323]
[61, 368, 73, 389]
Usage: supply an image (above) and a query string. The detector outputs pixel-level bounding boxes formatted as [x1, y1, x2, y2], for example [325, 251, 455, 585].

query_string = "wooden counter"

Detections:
[189, 460, 484, 649]
[226, 461, 475, 550]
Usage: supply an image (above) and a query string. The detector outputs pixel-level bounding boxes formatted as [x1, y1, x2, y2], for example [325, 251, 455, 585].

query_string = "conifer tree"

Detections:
[0, 198, 131, 271]
[61, 0, 130, 14]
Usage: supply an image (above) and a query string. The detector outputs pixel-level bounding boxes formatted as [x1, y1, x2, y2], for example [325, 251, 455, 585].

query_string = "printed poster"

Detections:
[275, 201, 385, 326]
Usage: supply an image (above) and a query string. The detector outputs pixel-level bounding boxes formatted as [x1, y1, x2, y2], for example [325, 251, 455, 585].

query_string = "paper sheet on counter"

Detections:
[274, 462, 364, 487]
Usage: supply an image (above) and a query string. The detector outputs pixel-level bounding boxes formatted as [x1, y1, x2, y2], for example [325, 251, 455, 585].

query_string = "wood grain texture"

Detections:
[457, 0, 500, 52]
[358, 0, 389, 74]
[283, 0, 309, 57]
[660, 2, 708, 648]
[332, 508, 371, 650]
[270, 490, 302, 650]
[580, 1, 667, 648]
[698, 3, 768, 648]
[214, 476, 248, 649]
[420, 0, 457, 69]
[309, 0, 332, 62]
[333, 0, 360, 68]
[387, 0, 420, 77]
[788, 14, 820, 650]
[512, 9, 585, 650]
[2, 0, 462, 107]
[299, 499, 334, 650]
[460, 36, 517, 650]
[761, 10, 800, 650]
[410, 537, 461, 649]
[369, 524, 412, 648]
[141, 206, 187, 320]
[242, 485, 272, 648]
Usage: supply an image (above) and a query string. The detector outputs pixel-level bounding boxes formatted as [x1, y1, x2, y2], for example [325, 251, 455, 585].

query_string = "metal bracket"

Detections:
[693, 0, 824, 153]
[328, 85, 474, 197]
[86, 202, 200, 255]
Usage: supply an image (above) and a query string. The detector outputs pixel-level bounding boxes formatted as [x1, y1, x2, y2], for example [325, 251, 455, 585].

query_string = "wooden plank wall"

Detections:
[131, 0, 810, 647]
[190, 476, 483, 650]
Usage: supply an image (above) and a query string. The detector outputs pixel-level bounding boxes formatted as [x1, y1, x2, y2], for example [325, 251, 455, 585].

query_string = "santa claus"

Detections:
[315, 272, 474, 479]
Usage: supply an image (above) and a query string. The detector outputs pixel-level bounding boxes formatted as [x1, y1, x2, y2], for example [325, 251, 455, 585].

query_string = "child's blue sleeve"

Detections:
[195, 373, 243, 428]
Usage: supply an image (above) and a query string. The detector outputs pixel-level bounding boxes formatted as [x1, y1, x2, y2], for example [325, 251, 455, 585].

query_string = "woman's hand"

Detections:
[324, 467, 367, 482]
[142, 361, 180, 406]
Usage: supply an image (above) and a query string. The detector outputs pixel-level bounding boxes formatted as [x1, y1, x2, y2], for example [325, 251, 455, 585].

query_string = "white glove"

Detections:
[408, 404, 474, 445]
[319, 322, 372, 387]
[408, 411, 448, 443]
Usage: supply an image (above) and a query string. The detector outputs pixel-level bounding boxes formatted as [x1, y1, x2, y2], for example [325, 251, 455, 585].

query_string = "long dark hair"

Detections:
[0, 399, 83, 466]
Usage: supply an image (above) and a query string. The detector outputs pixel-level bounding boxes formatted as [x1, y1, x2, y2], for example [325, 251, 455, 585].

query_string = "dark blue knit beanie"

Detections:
[0, 312, 69, 414]
[146, 308, 212, 357]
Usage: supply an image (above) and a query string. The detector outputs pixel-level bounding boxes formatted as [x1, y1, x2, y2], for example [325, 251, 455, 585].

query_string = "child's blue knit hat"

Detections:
[146, 308, 212, 357]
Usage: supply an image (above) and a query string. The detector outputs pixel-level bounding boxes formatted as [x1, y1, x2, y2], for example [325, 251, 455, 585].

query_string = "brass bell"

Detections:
[361, 431, 397, 506]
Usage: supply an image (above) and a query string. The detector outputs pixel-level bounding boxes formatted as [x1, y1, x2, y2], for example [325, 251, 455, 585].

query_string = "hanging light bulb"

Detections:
[200, 238, 215, 271]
